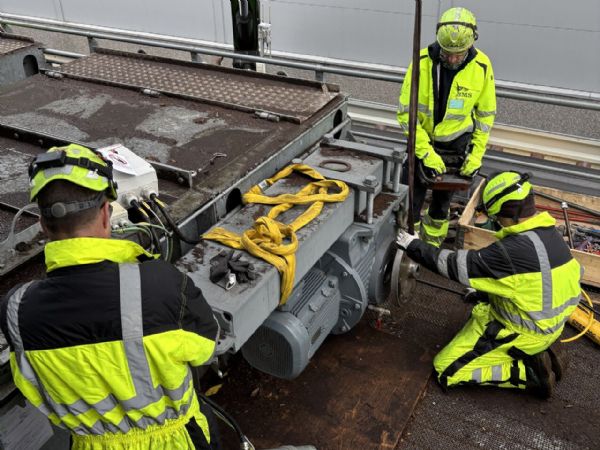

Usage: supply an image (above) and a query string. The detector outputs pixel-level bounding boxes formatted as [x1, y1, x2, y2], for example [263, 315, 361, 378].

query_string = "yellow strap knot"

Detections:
[203, 164, 349, 304]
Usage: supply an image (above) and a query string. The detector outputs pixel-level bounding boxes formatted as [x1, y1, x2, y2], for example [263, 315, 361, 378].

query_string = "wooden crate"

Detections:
[458, 180, 600, 288]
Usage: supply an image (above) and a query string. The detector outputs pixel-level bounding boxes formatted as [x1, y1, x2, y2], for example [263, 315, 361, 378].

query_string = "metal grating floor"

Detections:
[58, 51, 338, 123]
[0, 36, 33, 55]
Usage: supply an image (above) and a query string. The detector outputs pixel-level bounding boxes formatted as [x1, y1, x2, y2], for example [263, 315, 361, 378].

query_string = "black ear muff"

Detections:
[50, 203, 68, 218]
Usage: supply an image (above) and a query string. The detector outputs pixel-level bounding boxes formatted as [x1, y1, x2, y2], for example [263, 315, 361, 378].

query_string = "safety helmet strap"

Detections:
[40, 191, 106, 218]
[28, 150, 114, 182]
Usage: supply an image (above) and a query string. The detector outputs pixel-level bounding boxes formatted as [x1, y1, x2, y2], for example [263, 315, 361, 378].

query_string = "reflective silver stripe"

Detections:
[485, 181, 507, 196]
[397, 101, 409, 113]
[474, 119, 491, 133]
[494, 308, 568, 335]
[6, 282, 56, 418]
[445, 114, 467, 121]
[434, 124, 474, 142]
[523, 232, 553, 314]
[7, 265, 195, 432]
[527, 295, 581, 322]
[475, 109, 496, 117]
[491, 365, 503, 382]
[119, 264, 194, 411]
[472, 368, 482, 383]
[418, 103, 431, 115]
[436, 249, 452, 278]
[456, 250, 471, 286]
[120, 264, 155, 404]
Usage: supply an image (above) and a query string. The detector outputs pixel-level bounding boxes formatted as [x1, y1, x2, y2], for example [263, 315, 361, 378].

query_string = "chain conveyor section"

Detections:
[56, 50, 338, 123]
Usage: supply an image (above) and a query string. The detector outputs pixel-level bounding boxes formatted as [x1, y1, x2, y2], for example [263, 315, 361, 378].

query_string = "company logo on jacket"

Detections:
[456, 84, 472, 98]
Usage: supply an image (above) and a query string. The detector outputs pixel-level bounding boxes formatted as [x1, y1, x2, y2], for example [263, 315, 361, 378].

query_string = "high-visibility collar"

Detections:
[494, 211, 556, 240]
[45, 237, 155, 272]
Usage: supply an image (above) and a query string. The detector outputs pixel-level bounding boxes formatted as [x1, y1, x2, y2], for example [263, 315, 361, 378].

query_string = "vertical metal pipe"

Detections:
[561, 202, 574, 248]
[406, 0, 422, 234]
[392, 149, 402, 193]
[392, 162, 402, 193]
[367, 192, 375, 225]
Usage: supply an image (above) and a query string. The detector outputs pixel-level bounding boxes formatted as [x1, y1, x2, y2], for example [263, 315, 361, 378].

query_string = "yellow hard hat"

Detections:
[436, 7, 478, 54]
[29, 144, 118, 202]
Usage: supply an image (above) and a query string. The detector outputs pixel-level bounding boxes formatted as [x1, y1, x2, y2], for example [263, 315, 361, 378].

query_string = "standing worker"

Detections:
[396, 171, 582, 398]
[0, 144, 222, 449]
[397, 6, 496, 246]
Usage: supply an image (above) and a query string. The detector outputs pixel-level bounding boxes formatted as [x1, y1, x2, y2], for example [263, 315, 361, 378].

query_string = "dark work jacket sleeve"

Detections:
[180, 273, 220, 344]
[405, 239, 514, 289]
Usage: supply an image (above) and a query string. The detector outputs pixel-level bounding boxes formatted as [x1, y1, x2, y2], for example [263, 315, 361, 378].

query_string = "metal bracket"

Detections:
[148, 161, 196, 188]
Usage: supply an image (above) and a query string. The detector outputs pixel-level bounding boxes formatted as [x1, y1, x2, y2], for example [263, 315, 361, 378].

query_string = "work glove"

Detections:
[228, 252, 257, 283]
[459, 153, 482, 177]
[209, 250, 237, 290]
[463, 288, 489, 304]
[396, 229, 419, 250]
[420, 149, 446, 175]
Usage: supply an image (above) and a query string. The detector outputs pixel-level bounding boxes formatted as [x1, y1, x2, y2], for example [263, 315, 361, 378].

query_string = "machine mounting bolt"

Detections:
[364, 175, 378, 187]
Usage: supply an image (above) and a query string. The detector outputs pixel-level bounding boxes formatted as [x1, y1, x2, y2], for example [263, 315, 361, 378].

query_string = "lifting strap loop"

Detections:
[203, 164, 349, 304]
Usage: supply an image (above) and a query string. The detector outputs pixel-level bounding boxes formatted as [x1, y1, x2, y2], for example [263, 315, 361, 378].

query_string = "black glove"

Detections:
[228, 252, 257, 283]
[209, 250, 233, 284]
[463, 288, 489, 304]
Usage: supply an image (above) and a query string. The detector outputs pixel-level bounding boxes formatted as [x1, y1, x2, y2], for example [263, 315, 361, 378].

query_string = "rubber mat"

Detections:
[211, 268, 470, 450]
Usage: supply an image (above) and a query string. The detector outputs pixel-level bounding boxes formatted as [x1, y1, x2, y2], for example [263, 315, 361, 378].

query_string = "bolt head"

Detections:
[364, 175, 378, 187]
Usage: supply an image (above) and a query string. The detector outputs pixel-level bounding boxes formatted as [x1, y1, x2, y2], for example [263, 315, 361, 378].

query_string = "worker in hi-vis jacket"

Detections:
[0, 144, 222, 449]
[396, 171, 582, 398]
[397, 6, 496, 246]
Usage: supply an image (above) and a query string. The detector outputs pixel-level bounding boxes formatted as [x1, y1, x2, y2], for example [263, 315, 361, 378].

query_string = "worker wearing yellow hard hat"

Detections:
[396, 172, 582, 398]
[397, 6, 497, 247]
[1, 144, 222, 449]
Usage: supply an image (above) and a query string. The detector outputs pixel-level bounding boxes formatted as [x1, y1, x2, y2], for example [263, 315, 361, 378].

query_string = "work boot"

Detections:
[525, 351, 556, 399]
[546, 343, 569, 382]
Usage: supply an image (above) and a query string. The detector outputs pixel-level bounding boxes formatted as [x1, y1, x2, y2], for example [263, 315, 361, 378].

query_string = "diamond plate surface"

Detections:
[58, 53, 337, 123]
[0, 37, 32, 55]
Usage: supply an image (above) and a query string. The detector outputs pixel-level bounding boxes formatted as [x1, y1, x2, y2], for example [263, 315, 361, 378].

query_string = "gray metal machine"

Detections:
[179, 139, 408, 379]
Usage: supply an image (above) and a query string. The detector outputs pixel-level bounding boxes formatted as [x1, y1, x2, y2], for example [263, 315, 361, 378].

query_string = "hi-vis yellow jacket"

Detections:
[397, 45, 496, 160]
[406, 213, 582, 339]
[0, 238, 219, 450]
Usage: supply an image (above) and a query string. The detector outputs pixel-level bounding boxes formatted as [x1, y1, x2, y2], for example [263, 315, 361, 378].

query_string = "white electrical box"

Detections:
[97, 144, 158, 208]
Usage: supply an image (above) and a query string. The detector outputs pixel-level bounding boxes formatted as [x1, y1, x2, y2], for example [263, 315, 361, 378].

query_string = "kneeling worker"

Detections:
[0, 144, 221, 448]
[396, 171, 582, 398]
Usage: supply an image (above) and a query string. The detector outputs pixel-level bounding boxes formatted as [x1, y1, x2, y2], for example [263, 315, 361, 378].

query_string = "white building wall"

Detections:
[1, 0, 598, 93]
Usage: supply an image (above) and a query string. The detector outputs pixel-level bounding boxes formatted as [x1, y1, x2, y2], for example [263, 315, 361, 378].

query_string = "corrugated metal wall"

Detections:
[1, 0, 598, 93]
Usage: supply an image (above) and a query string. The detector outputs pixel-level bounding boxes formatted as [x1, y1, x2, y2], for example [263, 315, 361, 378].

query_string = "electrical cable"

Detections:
[130, 199, 161, 253]
[149, 194, 203, 245]
[197, 392, 254, 449]
[140, 201, 173, 260]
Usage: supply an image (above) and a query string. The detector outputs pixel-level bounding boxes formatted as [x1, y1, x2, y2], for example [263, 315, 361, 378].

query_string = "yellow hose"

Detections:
[562, 289, 597, 343]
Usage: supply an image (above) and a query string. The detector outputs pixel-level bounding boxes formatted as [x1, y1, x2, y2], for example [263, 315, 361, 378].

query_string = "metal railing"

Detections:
[2, 14, 600, 111]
